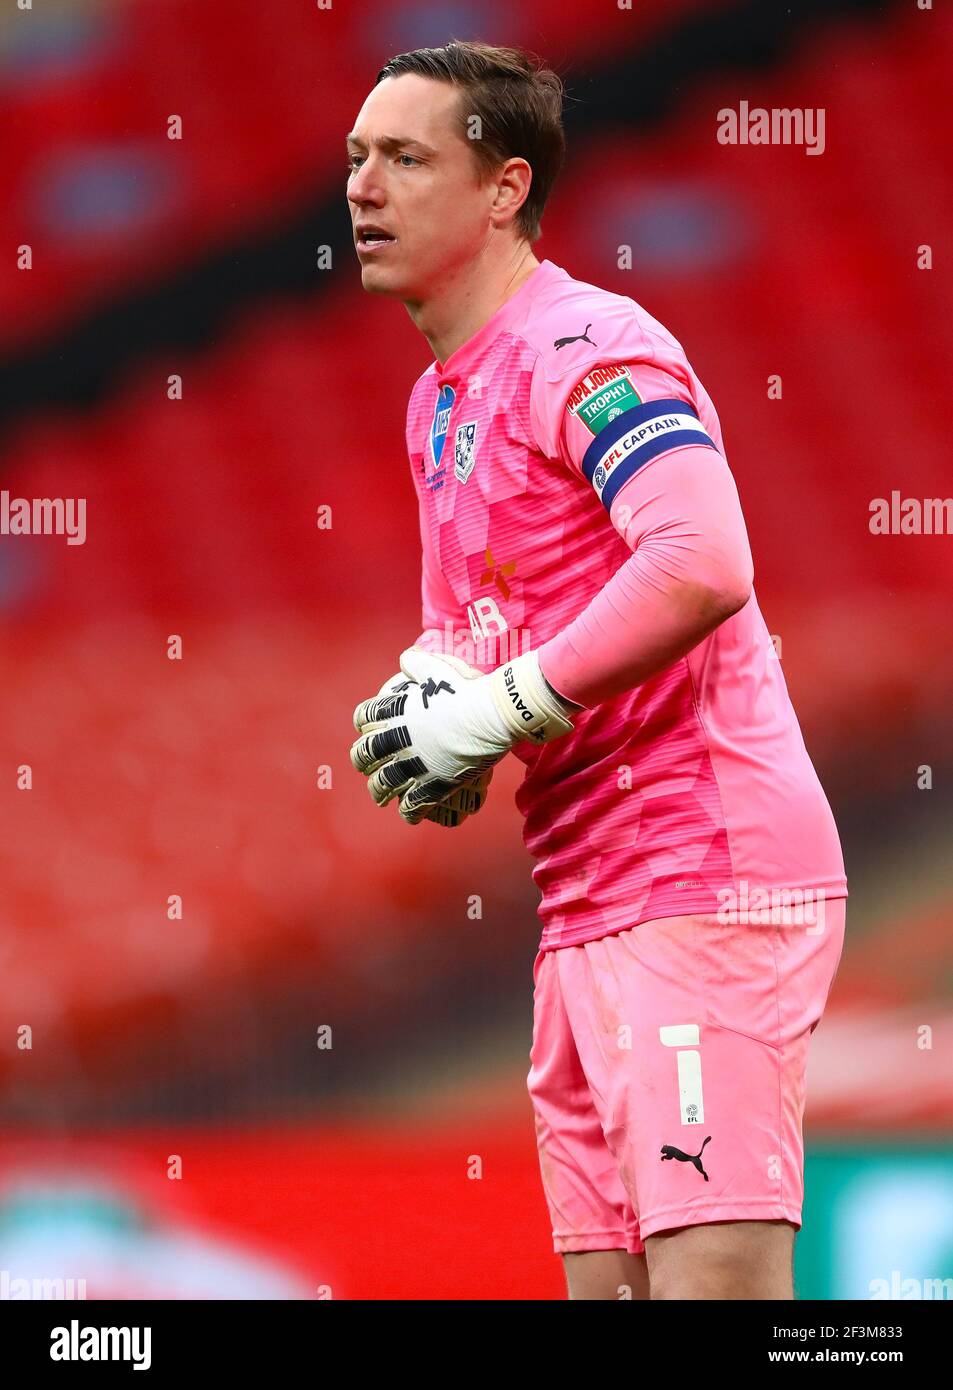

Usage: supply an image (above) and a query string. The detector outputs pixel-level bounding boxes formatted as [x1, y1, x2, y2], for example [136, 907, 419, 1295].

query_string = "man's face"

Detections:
[346, 73, 497, 299]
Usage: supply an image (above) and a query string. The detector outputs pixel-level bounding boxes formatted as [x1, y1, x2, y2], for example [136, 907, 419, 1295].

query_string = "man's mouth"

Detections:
[356, 230, 397, 254]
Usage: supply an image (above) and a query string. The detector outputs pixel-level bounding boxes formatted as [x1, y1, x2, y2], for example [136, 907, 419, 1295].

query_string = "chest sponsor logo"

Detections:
[454, 420, 478, 484]
[566, 364, 642, 436]
[427, 383, 455, 491]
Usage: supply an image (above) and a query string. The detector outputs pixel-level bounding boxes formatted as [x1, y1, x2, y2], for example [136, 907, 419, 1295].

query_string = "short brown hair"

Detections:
[376, 39, 566, 244]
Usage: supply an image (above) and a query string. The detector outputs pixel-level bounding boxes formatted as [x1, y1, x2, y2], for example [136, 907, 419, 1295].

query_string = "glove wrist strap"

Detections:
[488, 651, 576, 745]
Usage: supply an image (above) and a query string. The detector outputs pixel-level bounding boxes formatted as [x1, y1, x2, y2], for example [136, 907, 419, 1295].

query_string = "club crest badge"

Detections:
[454, 420, 478, 484]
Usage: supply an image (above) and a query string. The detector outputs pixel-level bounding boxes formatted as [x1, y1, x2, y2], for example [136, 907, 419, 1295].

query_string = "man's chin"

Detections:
[359, 261, 404, 296]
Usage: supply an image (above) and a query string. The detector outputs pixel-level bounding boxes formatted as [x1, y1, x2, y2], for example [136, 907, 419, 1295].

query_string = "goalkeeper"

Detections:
[346, 39, 847, 1301]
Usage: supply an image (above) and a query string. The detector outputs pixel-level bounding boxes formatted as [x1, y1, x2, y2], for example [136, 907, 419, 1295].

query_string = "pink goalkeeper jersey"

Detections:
[405, 258, 847, 950]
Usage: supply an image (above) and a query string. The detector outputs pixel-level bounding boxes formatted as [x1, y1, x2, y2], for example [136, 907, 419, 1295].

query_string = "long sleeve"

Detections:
[538, 443, 753, 708]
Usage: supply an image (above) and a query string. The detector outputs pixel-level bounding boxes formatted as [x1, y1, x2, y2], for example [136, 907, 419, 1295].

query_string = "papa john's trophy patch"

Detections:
[454, 420, 478, 484]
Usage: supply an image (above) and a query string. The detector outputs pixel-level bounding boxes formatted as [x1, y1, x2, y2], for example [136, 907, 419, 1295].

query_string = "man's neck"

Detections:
[406, 246, 541, 369]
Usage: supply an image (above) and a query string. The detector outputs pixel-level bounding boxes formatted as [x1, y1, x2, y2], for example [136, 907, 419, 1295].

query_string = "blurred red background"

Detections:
[0, 0, 950, 1299]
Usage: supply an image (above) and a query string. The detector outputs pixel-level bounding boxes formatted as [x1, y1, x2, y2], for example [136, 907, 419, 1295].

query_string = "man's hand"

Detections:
[351, 666, 493, 826]
[422, 768, 493, 827]
[350, 648, 577, 825]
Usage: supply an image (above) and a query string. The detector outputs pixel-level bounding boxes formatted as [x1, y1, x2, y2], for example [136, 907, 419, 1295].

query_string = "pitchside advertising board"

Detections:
[796, 1144, 953, 1300]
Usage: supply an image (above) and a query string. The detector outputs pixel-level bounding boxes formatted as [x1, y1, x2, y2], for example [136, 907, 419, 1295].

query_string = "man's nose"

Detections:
[348, 159, 385, 207]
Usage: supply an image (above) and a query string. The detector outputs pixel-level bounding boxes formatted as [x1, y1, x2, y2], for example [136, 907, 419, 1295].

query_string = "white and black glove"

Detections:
[354, 665, 493, 827]
[350, 648, 577, 825]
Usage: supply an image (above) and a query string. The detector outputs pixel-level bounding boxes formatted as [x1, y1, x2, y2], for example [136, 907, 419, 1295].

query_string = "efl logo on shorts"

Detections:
[659, 1023, 705, 1126]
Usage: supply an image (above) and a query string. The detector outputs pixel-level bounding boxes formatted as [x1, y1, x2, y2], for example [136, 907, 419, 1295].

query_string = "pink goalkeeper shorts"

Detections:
[527, 897, 846, 1255]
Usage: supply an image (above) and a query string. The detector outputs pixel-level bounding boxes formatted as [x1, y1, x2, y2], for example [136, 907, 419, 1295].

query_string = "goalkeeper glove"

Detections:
[350, 648, 577, 825]
[356, 667, 493, 827]
[423, 769, 492, 827]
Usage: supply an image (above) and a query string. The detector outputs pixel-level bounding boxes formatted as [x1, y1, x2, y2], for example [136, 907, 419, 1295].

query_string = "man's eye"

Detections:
[347, 156, 364, 172]
[398, 154, 419, 167]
